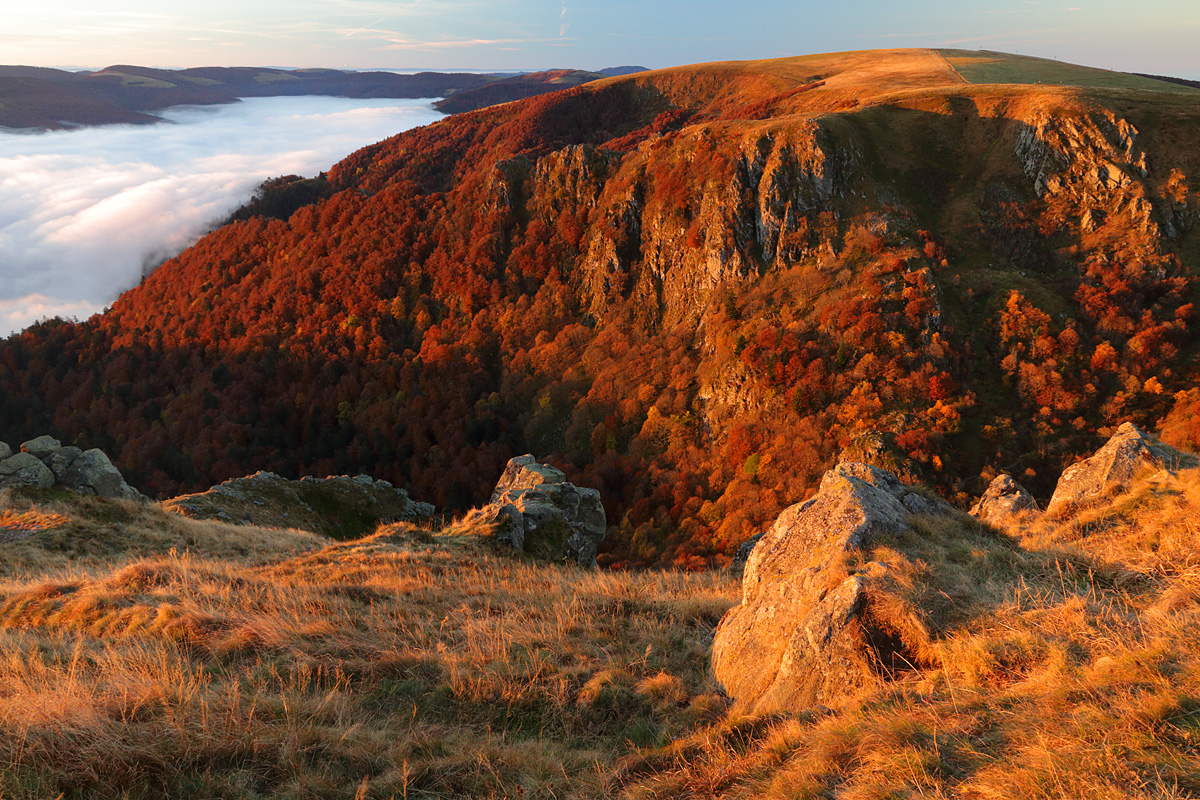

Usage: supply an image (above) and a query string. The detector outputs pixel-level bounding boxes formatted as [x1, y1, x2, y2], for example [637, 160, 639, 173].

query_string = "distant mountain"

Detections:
[0, 64, 577, 130]
[597, 66, 649, 77]
[5, 49, 1200, 568]
[432, 69, 608, 114]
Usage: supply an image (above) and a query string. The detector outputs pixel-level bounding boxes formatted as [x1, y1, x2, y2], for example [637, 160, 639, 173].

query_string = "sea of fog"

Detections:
[0, 96, 444, 336]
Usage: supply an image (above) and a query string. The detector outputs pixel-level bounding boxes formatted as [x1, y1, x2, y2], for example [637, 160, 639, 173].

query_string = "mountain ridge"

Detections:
[0, 63, 644, 130]
[3, 48, 1200, 567]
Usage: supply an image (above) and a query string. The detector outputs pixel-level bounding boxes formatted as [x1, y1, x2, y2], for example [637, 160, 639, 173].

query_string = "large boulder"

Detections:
[20, 435, 63, 462]
[0, 441, 11, 460]
[712, 462, 951, 714]
[62, 449, 143, 500]
[476, 455, 606, 567]
[46, 446, 83, 481]
[0, 452, 55, 489]
[970, 474, 1038, 526]
[1045, 423, 1194, 517]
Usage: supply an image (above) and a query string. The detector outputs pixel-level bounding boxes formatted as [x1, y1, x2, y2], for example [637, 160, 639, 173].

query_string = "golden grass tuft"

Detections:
[0, 509, 71, 536]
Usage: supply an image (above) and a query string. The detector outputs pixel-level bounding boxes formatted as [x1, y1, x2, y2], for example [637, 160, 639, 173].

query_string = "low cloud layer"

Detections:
[0, 97, 443, 336]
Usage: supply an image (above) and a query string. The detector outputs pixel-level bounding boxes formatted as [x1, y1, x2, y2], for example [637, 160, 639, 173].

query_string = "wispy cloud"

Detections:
[383, 36, 568, 50]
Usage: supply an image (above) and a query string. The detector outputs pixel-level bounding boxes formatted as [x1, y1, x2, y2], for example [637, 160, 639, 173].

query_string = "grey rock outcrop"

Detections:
[712, 462, 952, 714]
[165, 471, 434, 537]
[62, 449, 143, 500]
[970, 474, 1038, 526]
[0, 452, 55, 489]
[0, 435, 143, 499]
[47, 446, 83, 481]
[20, 435, 62, 461]
[475, 455, 606, 567]
[1045, 423, 1193, 517]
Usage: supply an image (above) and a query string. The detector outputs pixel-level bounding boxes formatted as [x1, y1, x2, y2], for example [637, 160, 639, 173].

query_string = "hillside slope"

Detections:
[4, 48, 1200, 566]
[1, 437, 1199, 797]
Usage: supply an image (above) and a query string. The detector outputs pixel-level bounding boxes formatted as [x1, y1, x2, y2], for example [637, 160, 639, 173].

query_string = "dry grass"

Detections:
[616, 469, 1200, 799]
[4, 468, 1200, 797]
[0, 506, 738, 799]
[0, 487, 325, 582]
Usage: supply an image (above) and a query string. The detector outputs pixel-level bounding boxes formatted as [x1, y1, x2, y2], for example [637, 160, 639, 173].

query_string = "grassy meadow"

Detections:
[1, 465, 1200, 798]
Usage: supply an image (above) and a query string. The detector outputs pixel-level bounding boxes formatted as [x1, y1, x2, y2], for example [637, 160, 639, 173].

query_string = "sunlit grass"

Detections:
[0, 499, 738, 799]
[2, 467, 1200, 797]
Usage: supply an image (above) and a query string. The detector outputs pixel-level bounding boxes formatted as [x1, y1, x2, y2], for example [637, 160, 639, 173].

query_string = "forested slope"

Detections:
[4, 49, 1200, 566]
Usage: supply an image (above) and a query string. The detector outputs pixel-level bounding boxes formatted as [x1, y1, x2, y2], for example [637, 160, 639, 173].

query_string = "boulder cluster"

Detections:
[967, 422, 1192, 526]
[714, 421, 1191, 714]
[473, 455, 606, 567]
[0, 435, 143, 500]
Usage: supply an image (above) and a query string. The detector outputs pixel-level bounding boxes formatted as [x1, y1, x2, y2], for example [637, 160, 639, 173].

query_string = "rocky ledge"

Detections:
[0, 435, 143, 500]
[164, 471, 435, 539]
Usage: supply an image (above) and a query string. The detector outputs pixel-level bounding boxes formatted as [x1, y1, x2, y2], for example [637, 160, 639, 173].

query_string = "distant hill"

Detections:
[432, 68, 608, 114]
[0, 64, 582, 129]
[597, 65, 650, 77]
[0, 75, 163, 128]
[1135, 72, 1200, 90]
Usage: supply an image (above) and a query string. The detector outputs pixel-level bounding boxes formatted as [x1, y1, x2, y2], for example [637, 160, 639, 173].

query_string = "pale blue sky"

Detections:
[7, 0, 1200, 77]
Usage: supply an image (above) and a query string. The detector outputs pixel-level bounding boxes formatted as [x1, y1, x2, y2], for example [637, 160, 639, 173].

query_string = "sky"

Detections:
[5, 0, 1200, 78]
[0, 97, 442, 336]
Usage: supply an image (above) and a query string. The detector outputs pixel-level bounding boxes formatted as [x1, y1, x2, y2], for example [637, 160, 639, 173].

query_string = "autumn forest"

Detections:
[4, 50, 1200, 568]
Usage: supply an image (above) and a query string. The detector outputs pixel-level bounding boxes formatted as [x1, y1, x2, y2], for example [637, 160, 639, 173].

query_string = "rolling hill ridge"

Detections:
[0, 64, 647, 130]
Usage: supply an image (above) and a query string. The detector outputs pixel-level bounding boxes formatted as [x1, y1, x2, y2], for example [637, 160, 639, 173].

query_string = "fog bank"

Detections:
[0, 97, 443, 336]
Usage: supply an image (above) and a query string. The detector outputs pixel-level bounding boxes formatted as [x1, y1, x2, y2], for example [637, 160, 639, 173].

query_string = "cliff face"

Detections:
[4, 50, 1200, 566]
